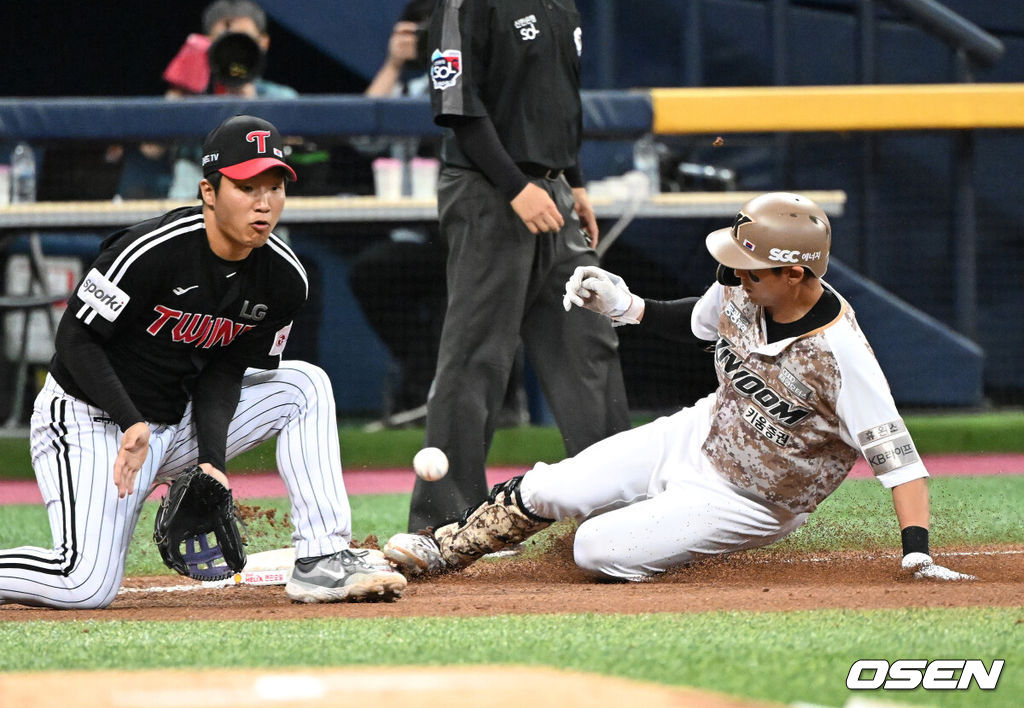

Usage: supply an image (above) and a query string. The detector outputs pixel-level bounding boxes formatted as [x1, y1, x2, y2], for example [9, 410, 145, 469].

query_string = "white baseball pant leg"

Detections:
[519, 394, 808, 581]
[158, 360, 352, 560]
[0, 361, 350, 609]
[0, 375, 173, 609]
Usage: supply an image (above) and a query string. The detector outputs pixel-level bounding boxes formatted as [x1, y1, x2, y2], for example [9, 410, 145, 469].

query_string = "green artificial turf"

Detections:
[1, 476, 1022, 578]
[0, 410, 1022, 481]
[2, 609, 1020, 707]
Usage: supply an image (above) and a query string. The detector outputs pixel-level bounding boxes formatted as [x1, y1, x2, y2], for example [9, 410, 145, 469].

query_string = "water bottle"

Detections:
[10, 142, 37, 204]
[631, 134, 660, 195]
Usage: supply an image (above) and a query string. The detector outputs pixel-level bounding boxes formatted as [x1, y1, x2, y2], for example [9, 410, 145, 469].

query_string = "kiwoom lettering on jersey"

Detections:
[715, 338, 811, 427]
[846, 659, 1003, 691]
[146, 305, 254, 348]
[78, 268, 131, 322]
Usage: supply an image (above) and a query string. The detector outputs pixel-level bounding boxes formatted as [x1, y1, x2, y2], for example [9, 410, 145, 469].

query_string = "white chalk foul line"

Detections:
[120, 550, 1022, 595]
[775, 548, 1024, 564]
[118, 569, 291, 595]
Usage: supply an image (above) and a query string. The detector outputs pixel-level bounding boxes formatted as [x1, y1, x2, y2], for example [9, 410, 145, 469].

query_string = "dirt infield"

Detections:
[3, 536, 1021, 622]
[0, 667, 780, 708]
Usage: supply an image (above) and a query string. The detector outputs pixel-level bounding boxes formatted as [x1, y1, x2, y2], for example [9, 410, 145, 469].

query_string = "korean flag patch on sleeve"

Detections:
[269, 322, 292, 356]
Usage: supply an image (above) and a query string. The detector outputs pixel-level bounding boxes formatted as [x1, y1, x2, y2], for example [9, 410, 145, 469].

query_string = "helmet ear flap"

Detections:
[716, 263, 741, 286]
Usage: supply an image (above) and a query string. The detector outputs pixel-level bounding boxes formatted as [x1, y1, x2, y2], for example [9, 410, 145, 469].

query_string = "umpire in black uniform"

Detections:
[408, 0, 630, 531]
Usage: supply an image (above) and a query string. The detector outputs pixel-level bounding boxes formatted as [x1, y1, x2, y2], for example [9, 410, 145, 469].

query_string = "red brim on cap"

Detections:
[220, 157, 297, 181]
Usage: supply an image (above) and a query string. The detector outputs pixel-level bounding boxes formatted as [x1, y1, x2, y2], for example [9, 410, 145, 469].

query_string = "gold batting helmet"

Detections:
[706, 192, 831, 278]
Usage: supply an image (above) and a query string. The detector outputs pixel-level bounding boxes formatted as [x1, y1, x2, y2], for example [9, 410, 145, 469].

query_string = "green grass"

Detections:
[2, 475, 1022, 578]
[1, 410, 1021, 481]
[2, 418, 1022, 708]
[1, 609, 1021, 707]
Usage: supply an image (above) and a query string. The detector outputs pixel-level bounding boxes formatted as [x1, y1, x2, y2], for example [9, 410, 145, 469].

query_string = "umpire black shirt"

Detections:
[428, 0, 583, 171]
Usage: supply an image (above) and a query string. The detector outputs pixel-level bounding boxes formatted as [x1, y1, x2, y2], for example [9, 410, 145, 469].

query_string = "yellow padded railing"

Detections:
[651, 83, 1024, 134]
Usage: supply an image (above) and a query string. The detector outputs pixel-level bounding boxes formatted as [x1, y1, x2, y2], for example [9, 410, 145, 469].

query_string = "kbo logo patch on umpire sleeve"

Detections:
[78, 268, 130, 322]
[430, 49, 462, 90]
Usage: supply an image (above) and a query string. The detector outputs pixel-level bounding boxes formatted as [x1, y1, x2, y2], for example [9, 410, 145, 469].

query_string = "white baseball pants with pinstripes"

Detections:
[0, 360, 351, 609]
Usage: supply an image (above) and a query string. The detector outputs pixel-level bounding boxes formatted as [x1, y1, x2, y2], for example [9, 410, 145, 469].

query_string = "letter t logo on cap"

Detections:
[246, 130, 271, 153]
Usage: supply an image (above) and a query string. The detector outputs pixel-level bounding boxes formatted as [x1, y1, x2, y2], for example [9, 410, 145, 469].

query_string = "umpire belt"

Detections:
[518, 162, 564, 181]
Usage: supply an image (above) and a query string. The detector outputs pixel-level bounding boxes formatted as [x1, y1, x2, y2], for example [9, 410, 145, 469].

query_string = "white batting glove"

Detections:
[562, 266, 644, 324]
[901, 552, 976, 581]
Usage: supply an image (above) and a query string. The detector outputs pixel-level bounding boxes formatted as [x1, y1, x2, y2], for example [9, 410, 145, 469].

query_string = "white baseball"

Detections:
[413, 447, 449, 482]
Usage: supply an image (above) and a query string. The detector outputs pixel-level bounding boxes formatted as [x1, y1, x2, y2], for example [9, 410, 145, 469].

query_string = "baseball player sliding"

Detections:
[0, 115, 405, 609]
[385, 192, 973, 583]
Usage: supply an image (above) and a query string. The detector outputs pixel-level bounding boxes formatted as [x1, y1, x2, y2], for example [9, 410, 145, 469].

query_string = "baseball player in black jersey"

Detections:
[408, 0, 630, 531]
[0, 115, 405, 608]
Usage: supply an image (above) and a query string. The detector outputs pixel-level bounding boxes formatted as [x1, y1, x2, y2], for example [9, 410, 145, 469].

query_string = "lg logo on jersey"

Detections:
[240, 300, 267, 321]
[847, 659, 1003, 691]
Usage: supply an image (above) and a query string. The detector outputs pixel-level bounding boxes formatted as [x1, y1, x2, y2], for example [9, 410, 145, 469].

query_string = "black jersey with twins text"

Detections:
[51, 205, 307, 424]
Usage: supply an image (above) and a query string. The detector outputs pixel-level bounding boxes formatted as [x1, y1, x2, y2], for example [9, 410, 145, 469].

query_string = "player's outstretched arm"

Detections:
[114, 422, 151, 498]
[562, 266, 644, 323]
[890, 478, 975, 580]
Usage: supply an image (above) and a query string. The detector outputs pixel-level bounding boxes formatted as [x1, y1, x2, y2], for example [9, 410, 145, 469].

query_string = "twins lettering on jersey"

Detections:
[147, 306, 254, 349]
[715, 338, 811, 428]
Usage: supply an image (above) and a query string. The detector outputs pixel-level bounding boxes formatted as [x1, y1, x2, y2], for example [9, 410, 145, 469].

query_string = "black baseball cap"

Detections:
[201, 114, 297, 181]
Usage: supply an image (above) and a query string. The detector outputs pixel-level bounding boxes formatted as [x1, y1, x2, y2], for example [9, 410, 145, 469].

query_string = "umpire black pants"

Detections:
[408, 167, 630, 531]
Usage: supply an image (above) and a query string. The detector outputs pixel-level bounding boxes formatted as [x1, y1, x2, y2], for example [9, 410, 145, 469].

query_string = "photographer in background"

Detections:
[116, 0, 297, 199]
[363, 0, 433, 100]
[163, 0, 297, 99]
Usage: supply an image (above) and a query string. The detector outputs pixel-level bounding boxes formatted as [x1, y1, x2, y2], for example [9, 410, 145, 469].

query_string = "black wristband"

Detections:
[901, 525, 929, 557]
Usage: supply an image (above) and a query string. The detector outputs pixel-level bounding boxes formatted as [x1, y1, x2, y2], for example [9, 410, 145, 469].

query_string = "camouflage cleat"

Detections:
[438, 475, 553, 570]
[385, 476, 553, 576]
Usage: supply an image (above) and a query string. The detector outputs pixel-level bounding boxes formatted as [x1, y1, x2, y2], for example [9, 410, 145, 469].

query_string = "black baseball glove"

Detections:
[153, 465, 247, 581]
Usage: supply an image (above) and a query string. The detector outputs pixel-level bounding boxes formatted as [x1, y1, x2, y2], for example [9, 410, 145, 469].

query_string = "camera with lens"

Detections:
[208, 31, 267, 88]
